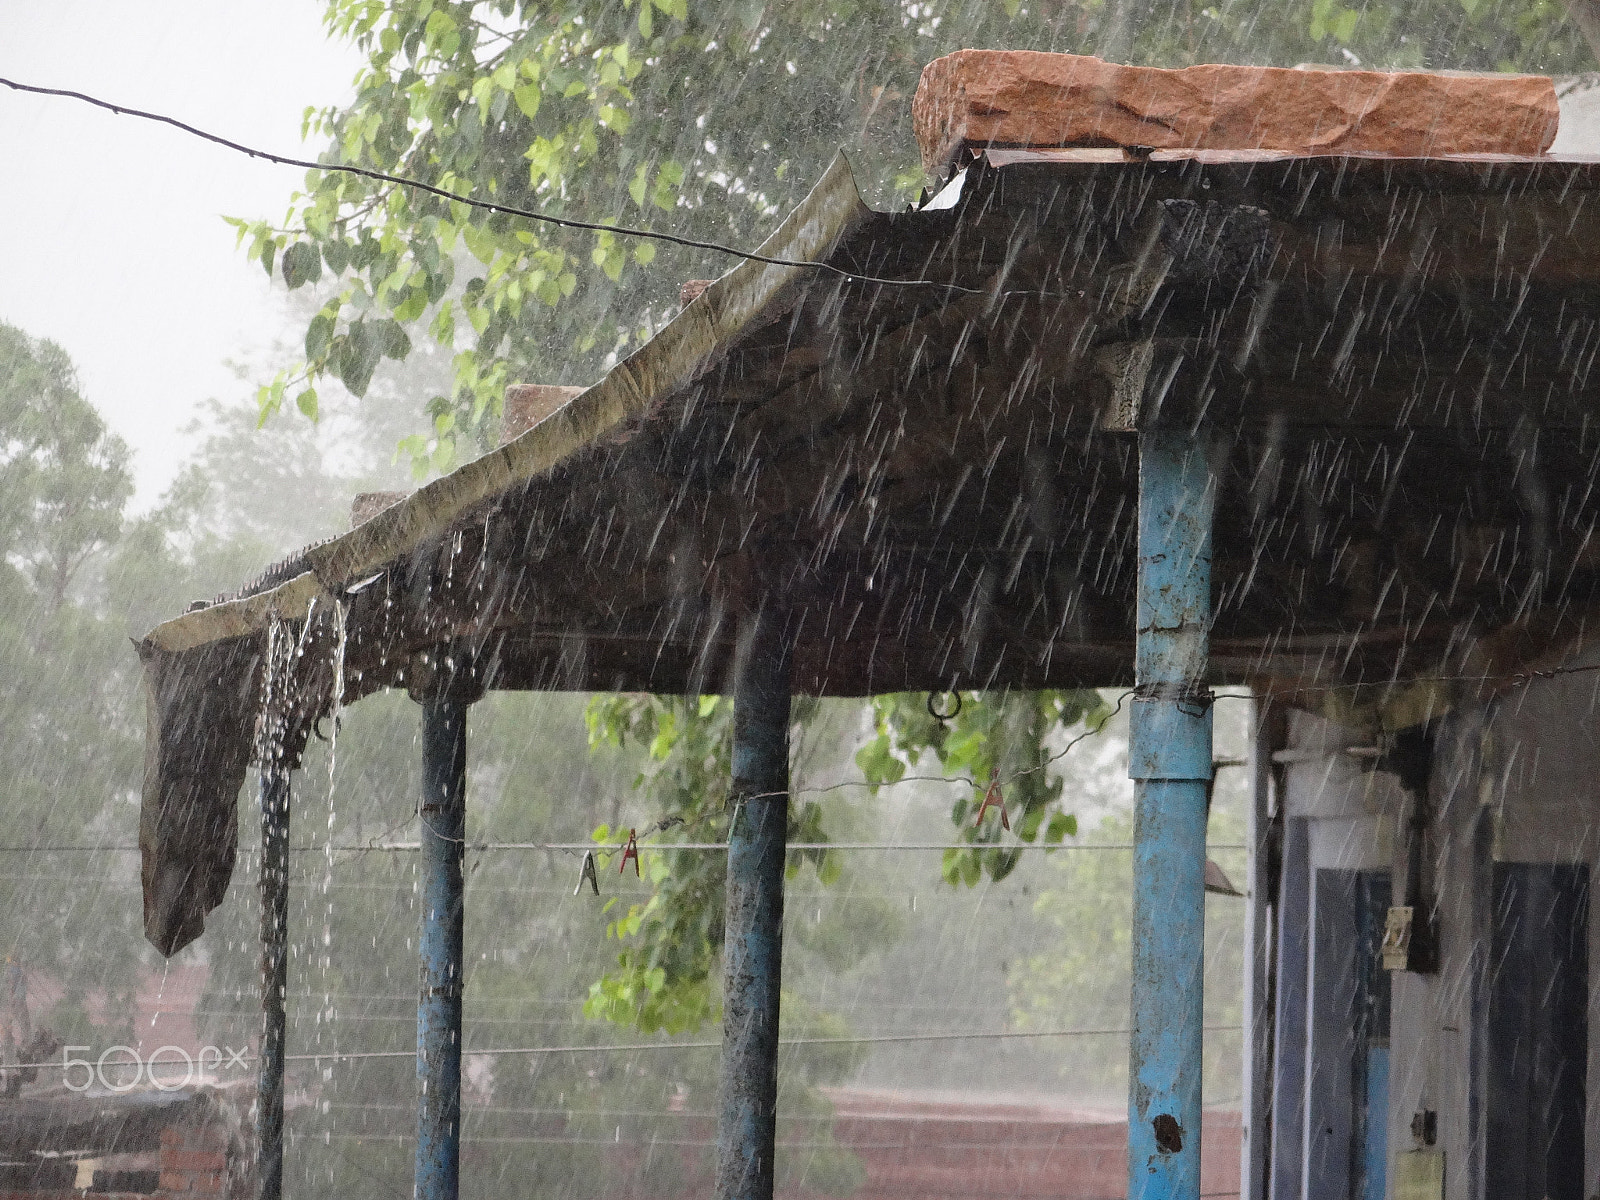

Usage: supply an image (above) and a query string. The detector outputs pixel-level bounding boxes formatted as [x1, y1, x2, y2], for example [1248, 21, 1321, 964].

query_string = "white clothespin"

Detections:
[575, 850, 600, 897]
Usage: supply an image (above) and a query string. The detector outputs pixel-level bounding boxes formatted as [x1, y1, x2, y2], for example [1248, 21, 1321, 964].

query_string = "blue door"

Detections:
[1360, 1044, 1389, 1200]
[1304, 870, 1391, 1200]
[1355, 874, 1391, 1200]
[1486, 863, 1589, 1200]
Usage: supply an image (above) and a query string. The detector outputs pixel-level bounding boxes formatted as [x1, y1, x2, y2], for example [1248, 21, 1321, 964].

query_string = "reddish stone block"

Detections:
[679, 278, 714, 307]
[913, 50, 1559, 174]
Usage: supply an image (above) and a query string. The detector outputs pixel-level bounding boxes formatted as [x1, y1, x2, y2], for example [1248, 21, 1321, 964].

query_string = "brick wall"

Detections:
[157, 1120, 231, 1197]
[0, 1084, 246, 1200]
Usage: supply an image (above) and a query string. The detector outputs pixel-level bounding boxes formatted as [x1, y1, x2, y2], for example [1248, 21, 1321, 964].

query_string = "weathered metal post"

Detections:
[416, 691, 469, 1200]
[715, 606, 793, 1200]
[1127, 427, 1214, 1200]
[256, 756, 291, 1200]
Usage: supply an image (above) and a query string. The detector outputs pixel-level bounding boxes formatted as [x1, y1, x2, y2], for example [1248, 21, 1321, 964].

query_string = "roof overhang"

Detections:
[139, 144, 1600, 953]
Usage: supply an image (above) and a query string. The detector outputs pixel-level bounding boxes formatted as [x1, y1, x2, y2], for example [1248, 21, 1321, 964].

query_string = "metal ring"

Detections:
[926, 691, 963, 722]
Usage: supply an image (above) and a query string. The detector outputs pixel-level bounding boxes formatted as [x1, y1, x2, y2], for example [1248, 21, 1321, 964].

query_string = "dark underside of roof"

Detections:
[139, 149, 1600, 953]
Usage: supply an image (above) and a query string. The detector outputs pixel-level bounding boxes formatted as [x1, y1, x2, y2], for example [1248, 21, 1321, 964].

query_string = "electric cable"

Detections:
[0, 76, 976, 292]
[21, 1024, 1244, 1074]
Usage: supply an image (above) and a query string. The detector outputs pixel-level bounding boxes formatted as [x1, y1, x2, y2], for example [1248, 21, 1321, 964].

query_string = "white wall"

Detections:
[1273, 650, 1600, 1198]
[1481, 656, 1600, 1197]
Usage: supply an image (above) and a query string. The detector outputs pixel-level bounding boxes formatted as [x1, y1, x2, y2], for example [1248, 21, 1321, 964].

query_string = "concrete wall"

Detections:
[1268, 649, 1600, 1198]
[1480, 660, 1600, 1198]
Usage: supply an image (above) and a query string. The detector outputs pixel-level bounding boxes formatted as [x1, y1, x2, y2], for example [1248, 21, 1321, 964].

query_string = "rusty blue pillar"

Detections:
[715, 606, 793, 1200]
[256, 757, 290, 1200]
[416, 695, 467, 1200]
[1127, 428, 1214, 1200]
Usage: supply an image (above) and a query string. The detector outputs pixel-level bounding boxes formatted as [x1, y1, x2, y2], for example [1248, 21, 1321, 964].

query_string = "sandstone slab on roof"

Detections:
[913, 50, 1559, 174]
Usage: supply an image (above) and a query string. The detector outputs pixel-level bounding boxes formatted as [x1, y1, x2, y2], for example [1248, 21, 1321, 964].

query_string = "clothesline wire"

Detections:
[0, 841, 1246, 854]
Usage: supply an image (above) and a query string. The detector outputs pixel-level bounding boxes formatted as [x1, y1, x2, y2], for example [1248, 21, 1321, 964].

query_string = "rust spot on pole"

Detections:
[1152, 1113, 1184, 1154]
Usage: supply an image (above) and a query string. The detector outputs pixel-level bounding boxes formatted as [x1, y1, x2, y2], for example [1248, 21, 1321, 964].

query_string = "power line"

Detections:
[28, 1024, 1244, 1074]
[0, 841, 1244, 854]
[369, 840, 1247, 853]
[0, 76, 974, 292]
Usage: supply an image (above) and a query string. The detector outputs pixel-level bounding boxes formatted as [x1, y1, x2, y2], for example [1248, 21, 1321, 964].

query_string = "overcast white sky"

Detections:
[0, 2, 365, 505]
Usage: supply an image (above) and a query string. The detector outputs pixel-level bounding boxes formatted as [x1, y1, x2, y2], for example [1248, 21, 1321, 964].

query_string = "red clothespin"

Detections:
[974, 770, 1010, 830]
[618, 828, 641, 876]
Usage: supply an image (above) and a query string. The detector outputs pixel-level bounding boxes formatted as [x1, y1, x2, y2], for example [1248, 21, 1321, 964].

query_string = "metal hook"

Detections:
[927, 691, 963, 723]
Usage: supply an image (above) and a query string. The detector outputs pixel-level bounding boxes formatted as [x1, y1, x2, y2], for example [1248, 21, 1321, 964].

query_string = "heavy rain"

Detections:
[5, 3, 1600, 1199]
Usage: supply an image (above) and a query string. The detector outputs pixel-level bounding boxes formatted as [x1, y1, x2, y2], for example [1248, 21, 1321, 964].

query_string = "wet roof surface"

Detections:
[139, 144, 1600, 952]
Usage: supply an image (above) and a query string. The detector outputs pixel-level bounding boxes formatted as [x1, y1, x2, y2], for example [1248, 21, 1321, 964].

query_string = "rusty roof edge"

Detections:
[982, 146, 1600, 167]
[140, 150, 874, 655]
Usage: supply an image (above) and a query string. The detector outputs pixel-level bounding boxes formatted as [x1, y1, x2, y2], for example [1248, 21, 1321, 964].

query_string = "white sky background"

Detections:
[0, 2, 365, 506]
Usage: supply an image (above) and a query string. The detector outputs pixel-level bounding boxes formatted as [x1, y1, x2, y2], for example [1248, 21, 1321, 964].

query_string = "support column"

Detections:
[1268, 817, 1310, 1200]
[1128, 428, 1215, 1200]
[257, 757, 290, 1200]
[1243, 699, 1285, 1200]
[716, 607, 793, 1200]
[416, 695, 468, 1200]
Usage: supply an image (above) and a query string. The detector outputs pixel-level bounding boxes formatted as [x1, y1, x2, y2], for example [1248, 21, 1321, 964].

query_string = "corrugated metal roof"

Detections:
[138, 145, 1600, 953]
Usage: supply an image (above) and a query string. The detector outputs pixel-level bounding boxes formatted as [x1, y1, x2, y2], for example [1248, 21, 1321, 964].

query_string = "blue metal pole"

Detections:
[716, 607, 792, 1200]
[257, 759, 290, 1200]
[1127, 428, 1214, 1200]
[417, 696, 467, 1200]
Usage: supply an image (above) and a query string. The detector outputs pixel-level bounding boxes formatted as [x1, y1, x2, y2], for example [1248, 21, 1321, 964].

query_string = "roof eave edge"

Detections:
[140, 150, 873, 653]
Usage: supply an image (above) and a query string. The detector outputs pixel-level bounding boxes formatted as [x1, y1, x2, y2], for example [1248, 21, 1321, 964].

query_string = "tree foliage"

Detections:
[0, 325, 133, 610]
[856, 690, 1108, 884]
[581, 694, 891, 1035]
[0, 323, 141, 1043]
[579, 688, 1106, 1040]
[238, 0, 1590, 475]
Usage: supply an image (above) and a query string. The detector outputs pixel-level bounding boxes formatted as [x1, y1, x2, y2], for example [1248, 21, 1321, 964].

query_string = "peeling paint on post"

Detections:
[256, 759, 290, 1200]
[716, 606, 793, 1200]
[416, 695, 468, 1200]
[1128, 427, 1214, 1200]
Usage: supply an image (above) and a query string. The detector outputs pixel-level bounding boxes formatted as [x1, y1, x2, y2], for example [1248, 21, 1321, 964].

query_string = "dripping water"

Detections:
[317, 600, 348, 1143]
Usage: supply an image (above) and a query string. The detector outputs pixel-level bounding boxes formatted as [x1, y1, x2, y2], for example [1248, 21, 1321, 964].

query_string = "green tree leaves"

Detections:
[579, 694, 855, 1035]
[281, 241, 324, 289]
[0, 324, 134, 610]
[242, 0, 1590, 480]
[579, 688, 1107, 1038]
[856, 690, 1108, 885]
[0, 323, 143, 1033]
